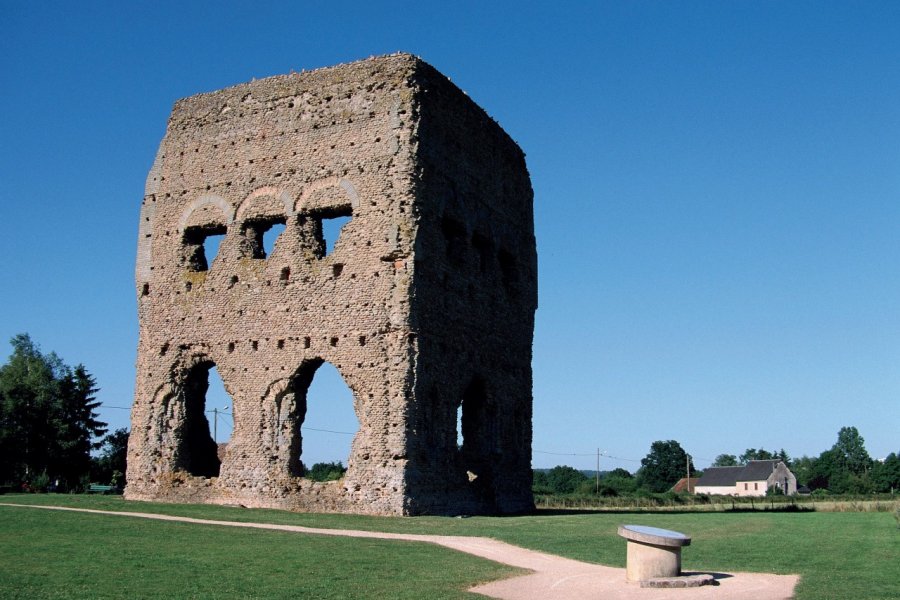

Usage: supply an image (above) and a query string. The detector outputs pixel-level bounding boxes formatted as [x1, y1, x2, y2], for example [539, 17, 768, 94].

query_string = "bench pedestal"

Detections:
[617, 525, 691, 583]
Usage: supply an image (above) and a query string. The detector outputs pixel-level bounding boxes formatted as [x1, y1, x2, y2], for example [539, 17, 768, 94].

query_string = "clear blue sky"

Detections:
[1, 1, 898, 471]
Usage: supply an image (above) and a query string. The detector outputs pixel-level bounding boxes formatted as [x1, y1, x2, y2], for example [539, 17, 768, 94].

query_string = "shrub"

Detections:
[30, 471, 51, 493]
[544, 465, 589, 494]
[306, 461, 346, 482]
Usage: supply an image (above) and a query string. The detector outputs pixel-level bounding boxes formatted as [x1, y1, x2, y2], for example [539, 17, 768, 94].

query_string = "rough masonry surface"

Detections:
[126, 53, 537, 515]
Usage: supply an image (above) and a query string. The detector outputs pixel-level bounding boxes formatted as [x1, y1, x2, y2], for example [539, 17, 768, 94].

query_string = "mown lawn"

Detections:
[2, 494, 898, 599]
[0, 499, 520, 599]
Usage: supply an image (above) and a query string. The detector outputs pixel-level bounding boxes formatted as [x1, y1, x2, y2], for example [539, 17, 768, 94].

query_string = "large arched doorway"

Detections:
[281, 360, 358, 478]
[177, 360, 226, 477]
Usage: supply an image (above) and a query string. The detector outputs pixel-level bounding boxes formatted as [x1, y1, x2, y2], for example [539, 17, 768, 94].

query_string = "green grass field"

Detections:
[0, 498, 520, 599]
[1, 494, 898, 599]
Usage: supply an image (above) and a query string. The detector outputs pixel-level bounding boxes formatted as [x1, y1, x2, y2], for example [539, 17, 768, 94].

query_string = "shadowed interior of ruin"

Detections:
[179, 361, 222, 478]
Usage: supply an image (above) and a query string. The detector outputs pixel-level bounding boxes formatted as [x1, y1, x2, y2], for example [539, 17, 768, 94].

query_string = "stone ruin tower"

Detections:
[126, 54, 537, 515]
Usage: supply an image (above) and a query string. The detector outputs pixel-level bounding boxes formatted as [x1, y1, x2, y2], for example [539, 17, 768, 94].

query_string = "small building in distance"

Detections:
[670, 477, 700, 493]
[694, 460, 797, 497]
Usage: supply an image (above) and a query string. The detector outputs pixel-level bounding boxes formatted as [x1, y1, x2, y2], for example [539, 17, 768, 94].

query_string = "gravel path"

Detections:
[3, 504, 799, 599]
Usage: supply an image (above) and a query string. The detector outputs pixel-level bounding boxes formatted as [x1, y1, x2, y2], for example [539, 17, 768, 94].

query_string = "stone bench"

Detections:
[617, 525, 691, 583]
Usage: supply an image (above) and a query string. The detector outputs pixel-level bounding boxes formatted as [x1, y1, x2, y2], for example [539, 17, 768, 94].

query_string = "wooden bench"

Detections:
[617, 525, 691, 582]
[87, 484, 114, 494]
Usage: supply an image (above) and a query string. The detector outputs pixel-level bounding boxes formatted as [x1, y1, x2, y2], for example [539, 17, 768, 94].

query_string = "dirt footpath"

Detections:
[2, 505, 798, 599]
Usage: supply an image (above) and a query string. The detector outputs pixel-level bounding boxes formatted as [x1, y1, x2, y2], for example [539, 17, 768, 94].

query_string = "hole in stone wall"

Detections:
[441, 216, 466, 265]
[262, 222, 286, 257]
[456, 403, 464, 448]
[280, 267, 290, 281]
[312, 208, 352, 258]
[498, 249, 519, 294]
[284, 360, 359, 477]
[322, 215, 351, 255]
[178, 361, 231, 477]
[458, 377, 493, 456]
[183, 225, 227, 272]
[207, 366, 233, 446]
[472, 233, 492, 273]
[243, 217, 286, 259]
[141, 283, 150, 296]
[332, 264, 343, 277]
[203, 234, 225, 267]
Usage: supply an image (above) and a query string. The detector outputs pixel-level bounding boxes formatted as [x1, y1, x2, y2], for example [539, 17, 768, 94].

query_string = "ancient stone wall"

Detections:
[126, 54, 536, 515]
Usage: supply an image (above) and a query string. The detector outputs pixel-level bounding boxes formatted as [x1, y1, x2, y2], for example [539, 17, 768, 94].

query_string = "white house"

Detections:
[694, 460, 797, 497]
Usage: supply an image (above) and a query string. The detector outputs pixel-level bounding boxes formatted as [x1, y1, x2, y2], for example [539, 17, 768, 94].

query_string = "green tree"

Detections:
[712, 454, 738, 467]
[544, 465, 589, 494]
[791, 455, 818, 488]
[306, 461, 346, 482]
[92, 428, 129, 488]
[636, 440, 694, 493]
[807, 449, 837, 491]
[831, 426, 872, 476]
[739, 448, 774, 464]
[53, 366, 106, 487]
[0, 334, 62, 484]
[0, 334, 106, 487]
[601, 468, 636, 496]
[532, 470, 552, 494]
[806, 427, 875, 493]
[607, 467, 633, 479]
[871, 453, 900, 493]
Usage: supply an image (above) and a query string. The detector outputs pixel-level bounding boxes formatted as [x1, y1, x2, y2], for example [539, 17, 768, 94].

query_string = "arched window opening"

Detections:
[179, 361, 226, 477]
[183, 224, 227, 271]
[441, 216, 467, 265]
[313, 208, 352, 257]
[498, 249, 518, 294]
[284, 360, 358, 478]
[472, 233, 492, 273]
[263, 222, 286, 257]
[458, 377, 493, 456]
[207, 366, 232, 447]
[243, 217, 287, 259]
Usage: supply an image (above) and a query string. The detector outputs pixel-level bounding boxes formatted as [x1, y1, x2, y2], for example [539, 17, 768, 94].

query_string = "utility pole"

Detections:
[686, 453, 691, 493]
[213, 407, 218, 442]
[596, 448, 600, 494]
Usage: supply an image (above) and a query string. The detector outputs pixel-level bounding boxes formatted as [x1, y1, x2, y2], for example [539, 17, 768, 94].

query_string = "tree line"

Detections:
[0, 334, 125, 491]
[535, 429, 900, 497]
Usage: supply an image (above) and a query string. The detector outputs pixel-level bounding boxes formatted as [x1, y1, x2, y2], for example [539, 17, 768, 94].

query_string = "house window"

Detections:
[744, 483, 748, 491]
[754, 482, 758, 491]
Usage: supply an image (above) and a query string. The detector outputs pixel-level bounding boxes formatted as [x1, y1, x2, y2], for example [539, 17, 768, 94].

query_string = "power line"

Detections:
[534, 450, 595, 457]
[606, 454, 642, 463]
[535, 449, 645, 464]
[301, 426, 355, 435]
